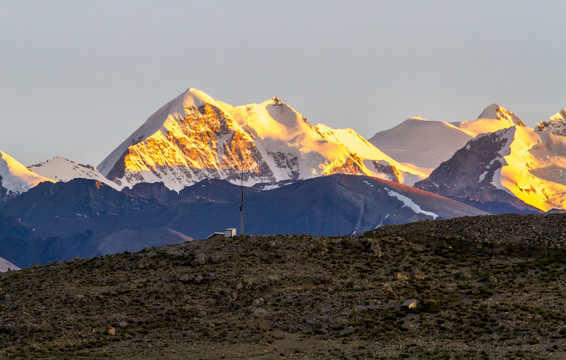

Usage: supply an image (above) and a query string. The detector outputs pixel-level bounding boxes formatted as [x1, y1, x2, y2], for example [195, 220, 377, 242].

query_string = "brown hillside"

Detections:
[0, 213, 565, 359]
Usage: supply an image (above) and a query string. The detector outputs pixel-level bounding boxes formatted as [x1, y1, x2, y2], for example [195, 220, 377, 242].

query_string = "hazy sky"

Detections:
[1, 0, 565, 166]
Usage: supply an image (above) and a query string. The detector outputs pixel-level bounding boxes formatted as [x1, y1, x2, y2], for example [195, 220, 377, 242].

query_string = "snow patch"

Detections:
[362, 180, 374, 187]
[385, 189, 439, 219]
[259, 184, 282, 191]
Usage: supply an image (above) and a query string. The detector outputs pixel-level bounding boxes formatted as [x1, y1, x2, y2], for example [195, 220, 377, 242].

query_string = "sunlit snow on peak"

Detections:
[535, 106, 566, 136]
[0, 151, 55, 194]
[98, 88, 428, 190]
[30, 156, 121, 190]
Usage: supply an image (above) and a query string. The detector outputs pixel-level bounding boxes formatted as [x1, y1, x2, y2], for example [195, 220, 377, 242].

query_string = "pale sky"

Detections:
[1, 0, 565, 166]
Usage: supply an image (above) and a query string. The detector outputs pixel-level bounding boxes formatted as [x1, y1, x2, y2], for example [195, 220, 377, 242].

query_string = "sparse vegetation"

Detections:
[0, 214, 565, 359]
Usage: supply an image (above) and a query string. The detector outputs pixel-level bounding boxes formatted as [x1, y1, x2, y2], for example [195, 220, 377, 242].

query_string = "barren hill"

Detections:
[0, 214, 565, 359]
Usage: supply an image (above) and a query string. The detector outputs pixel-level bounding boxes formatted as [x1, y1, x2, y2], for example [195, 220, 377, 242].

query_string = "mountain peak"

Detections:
[98, 88, 427, 190]
[477, 103, 500, 119]
[0, 151, 54, 195]
[548, 106, 566, 122]
[271, 96, 283, 105]
[97, 87, 230, 178]
[534, 106, 566, 136]
[477, 104, 524, 126]
[183, 88, 218, 106]
[30, 156, 120, 190]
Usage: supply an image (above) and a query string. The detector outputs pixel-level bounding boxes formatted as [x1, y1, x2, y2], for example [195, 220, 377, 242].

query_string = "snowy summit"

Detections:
[29, 157, 120, 190]
[535, 106, 566, 136]
[98, 88, 427, 191]
[0, 151, 54, 196]
[369, 104, 524, 172]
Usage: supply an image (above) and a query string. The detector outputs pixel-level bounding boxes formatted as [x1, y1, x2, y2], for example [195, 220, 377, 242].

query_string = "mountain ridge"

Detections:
[369, 103, 526, 172]
[415, 123, 566, 212]
[0, 174, 486, 267]
[97, 88, 426, 191]
[29, 157, 120, 190]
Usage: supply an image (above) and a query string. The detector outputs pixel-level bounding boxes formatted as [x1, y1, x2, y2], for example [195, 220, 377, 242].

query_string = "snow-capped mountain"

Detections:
[29, 157, 120, 190]
[368, 117, 473, 172]
[415, 120, 566, 212]
[535, 106, 566, 135]
[313, 124, 425, 185]
[369, 104, 525, 172]
[0, 151, 54, 200]
[98, 88, 426, 191]
[456, 103, 524, 136]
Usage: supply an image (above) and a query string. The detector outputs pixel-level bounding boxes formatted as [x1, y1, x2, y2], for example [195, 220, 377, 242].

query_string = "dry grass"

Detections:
[1, 215, 565, 359]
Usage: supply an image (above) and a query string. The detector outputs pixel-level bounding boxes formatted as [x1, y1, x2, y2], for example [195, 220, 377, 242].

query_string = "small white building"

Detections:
[224, 228, 237, 237]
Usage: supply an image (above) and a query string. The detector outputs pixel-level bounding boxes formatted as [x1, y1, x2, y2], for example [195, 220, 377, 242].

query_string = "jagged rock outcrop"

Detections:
[535, 106, 566, 136]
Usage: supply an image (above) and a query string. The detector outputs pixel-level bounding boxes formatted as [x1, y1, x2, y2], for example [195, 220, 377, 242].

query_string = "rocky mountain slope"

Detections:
[98, 88, 426, 190]
[0, 175, 485, 267]
[535, 106, 566, 135]
[2, 93, 563, 218]
[369, 104, 524, 172]
[4, 89, 566, 273]
[0, 213, 564, 359]
[0, 178, 189, 268]
[170, 174, 486, 238]
[415, 121, 566, 212]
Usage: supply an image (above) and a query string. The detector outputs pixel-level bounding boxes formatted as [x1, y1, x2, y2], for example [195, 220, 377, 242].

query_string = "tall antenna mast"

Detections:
[240, 168, 245, 235]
